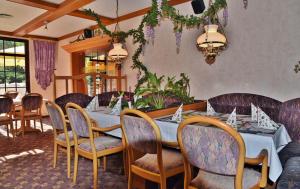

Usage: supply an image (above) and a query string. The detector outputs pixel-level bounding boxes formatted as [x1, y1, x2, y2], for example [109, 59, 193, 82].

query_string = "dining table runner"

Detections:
[87, 108, 291, 182]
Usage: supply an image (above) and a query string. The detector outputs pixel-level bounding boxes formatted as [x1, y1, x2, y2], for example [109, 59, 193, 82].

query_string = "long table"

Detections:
[87, 108, 291, 182]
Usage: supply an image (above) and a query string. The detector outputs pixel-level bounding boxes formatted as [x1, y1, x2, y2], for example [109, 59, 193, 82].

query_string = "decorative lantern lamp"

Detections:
[197, 24, 226, 65]
[108, 43, 128, 64]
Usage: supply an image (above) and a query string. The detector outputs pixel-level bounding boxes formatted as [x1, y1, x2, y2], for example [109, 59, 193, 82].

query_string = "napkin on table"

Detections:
[257, 107, 279, 130]
[226, 108, 237, 129]
[172, 104, 183, 123]
[85, 96, 101, 112]
[110, 96, 122, 115]
[207, 101, 216, 116]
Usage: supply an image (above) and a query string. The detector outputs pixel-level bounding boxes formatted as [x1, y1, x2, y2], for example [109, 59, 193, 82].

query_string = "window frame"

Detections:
[0, 36, 30, 93]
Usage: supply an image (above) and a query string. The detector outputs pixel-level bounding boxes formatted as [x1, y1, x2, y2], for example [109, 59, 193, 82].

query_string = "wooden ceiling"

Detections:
[1, 0, 191, 41]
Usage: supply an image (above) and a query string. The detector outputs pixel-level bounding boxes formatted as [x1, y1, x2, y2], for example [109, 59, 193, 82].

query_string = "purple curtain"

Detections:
[33, 40, 56, 90]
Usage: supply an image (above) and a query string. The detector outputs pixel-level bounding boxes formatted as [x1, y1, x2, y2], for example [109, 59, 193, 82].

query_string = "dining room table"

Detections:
[86, 107, 292, 183]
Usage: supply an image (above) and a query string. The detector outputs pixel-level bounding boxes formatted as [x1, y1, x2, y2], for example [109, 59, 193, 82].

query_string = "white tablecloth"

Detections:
[87, 109, 291, 182]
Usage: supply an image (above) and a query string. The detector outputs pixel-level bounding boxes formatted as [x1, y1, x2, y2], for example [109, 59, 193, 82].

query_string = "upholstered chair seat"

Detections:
[191, 168, 261, 189]
[56, 131, 74, 141]
[78, 136, 122, 152]
[134, 148, 183, 173]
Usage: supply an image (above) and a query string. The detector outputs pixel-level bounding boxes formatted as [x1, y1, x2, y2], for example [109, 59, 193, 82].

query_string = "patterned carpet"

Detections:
[0, 119, 127, 189]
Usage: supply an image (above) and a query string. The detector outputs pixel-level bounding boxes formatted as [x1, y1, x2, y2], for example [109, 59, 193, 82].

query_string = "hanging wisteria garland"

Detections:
[85, 0, 233, 88]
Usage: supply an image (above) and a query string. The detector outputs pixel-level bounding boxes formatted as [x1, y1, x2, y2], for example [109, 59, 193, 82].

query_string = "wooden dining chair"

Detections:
[120, 109, 184, 189]
[46, 101, 76, 178]
[66, 102, 123, 189]
[0, 95, 14, 139]
[177, 116, 268, 189]
[14, 93, 43, 136]
[4, 90, 19, 99]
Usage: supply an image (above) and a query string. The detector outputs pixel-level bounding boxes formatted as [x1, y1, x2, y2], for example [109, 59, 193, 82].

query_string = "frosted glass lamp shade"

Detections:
[197, 25, 226, 48]
[108, 43, 128, 62]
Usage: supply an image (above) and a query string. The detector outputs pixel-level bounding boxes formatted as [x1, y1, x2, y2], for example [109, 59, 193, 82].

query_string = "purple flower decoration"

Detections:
[243, 0, 248, 9]
[146, 25, 155, 44]
[223, 7, 228, 26]
[157, 0, 162, 12]
[175, 31, 182, 53]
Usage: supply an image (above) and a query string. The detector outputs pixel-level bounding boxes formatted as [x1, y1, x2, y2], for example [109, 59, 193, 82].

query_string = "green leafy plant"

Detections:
[134, 72, 194, 110]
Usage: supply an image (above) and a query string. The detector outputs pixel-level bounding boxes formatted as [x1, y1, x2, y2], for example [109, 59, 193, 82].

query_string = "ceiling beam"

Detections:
[12, 0, 95, 36]
[58, 0, 191, 41]
[7, 0, 113, 24]
[0, 30, 58, 41]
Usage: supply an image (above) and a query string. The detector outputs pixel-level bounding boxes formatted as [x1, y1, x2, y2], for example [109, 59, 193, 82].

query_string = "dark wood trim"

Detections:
[58, 0, 191, 40]
[13, 0, 95, 36]
[0, 30, 58, 41]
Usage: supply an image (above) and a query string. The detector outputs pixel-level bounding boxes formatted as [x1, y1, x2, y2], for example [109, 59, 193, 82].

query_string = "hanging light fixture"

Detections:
[108, 0, 128, 64]
[197, 24, 226, 65]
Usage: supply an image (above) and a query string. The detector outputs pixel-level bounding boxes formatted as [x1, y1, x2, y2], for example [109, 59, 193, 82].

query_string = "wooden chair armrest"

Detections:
[245, 149, 268, 188]
[162, 141, 179, 148]
[91, 119, 121, 132]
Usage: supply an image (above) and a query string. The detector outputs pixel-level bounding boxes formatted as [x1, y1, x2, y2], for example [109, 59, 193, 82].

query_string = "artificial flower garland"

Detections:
[86, 0, 247, 88]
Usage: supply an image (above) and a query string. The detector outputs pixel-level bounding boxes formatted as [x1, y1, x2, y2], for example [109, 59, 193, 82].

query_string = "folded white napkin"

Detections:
[207, 101, 216, 116]
[257, 107, 279, 130]
[85, 96, 101, 112]
[226, 108, 237, 129]
[251, 103, 258, 121]
[172, 104, 183, 123]
[110, 96, 122, 115]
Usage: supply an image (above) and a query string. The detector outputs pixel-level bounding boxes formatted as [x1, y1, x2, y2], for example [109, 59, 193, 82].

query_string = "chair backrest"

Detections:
[66, 103, 91, 138]
[45, 101, 65, 130]
[0, 95, 13, 114]
[178, 116, 245, 188]
[121, 109, 161, 154]
[22, 93, 43, 111]
[55, 93, 93, 114]
[4, 91, 19, 99]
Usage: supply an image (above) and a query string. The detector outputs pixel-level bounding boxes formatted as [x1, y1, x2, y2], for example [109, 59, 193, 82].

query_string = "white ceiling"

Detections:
[0, 0, 159, 38]
[0, 1, 46, 32]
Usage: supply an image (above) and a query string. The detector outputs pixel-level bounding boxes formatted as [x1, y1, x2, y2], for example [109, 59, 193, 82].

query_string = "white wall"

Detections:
[117, 0, 300, 102]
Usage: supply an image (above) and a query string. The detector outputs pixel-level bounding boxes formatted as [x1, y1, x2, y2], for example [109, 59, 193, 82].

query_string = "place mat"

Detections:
[156, 110, 277, 135]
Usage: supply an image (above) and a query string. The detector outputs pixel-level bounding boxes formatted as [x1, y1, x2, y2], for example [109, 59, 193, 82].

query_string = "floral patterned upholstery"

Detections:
[46, 103, 64, 130]
[277, 157, 300, 189]
[0, 95, 13, 114]
[190, 168, 261, 189]
[97, 91, 134, 106]
[278, 142, 300, 166]
[208, 93, 282, 122]
[55, 93, 93, 113]
[134, 148, 183, 173]
[56, 131, 74, 141]
[278, 98, 300, 142]
[66, 108, 89, 138]
[181, 124, 240, 175]
[22, 94, 42, 111]
[78, 136, 122, 152]
[122, 115, 158, 154]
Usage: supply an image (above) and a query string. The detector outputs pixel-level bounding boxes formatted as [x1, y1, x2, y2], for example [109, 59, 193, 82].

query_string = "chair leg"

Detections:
[21, 119, 25, 136]
[67, 146, 71, 178]
[160, 178, 167, 189]
[97, 158, 101, 168]
[10, 122, 14, 139]
[53, 142, 58, 168]
[40, 118, 43, 133]
[73, 150, 79, 184]
[34, 120, 36, 129]
[103, 156, 107, 171]
[6, 124, 9, 138]
[93, 157, 98, 189]
[123, 150, 128, 176]
[128, 169, 133, 189]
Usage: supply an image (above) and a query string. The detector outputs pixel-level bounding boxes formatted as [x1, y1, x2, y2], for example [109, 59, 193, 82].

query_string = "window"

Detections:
[0, 37, 30, 95]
